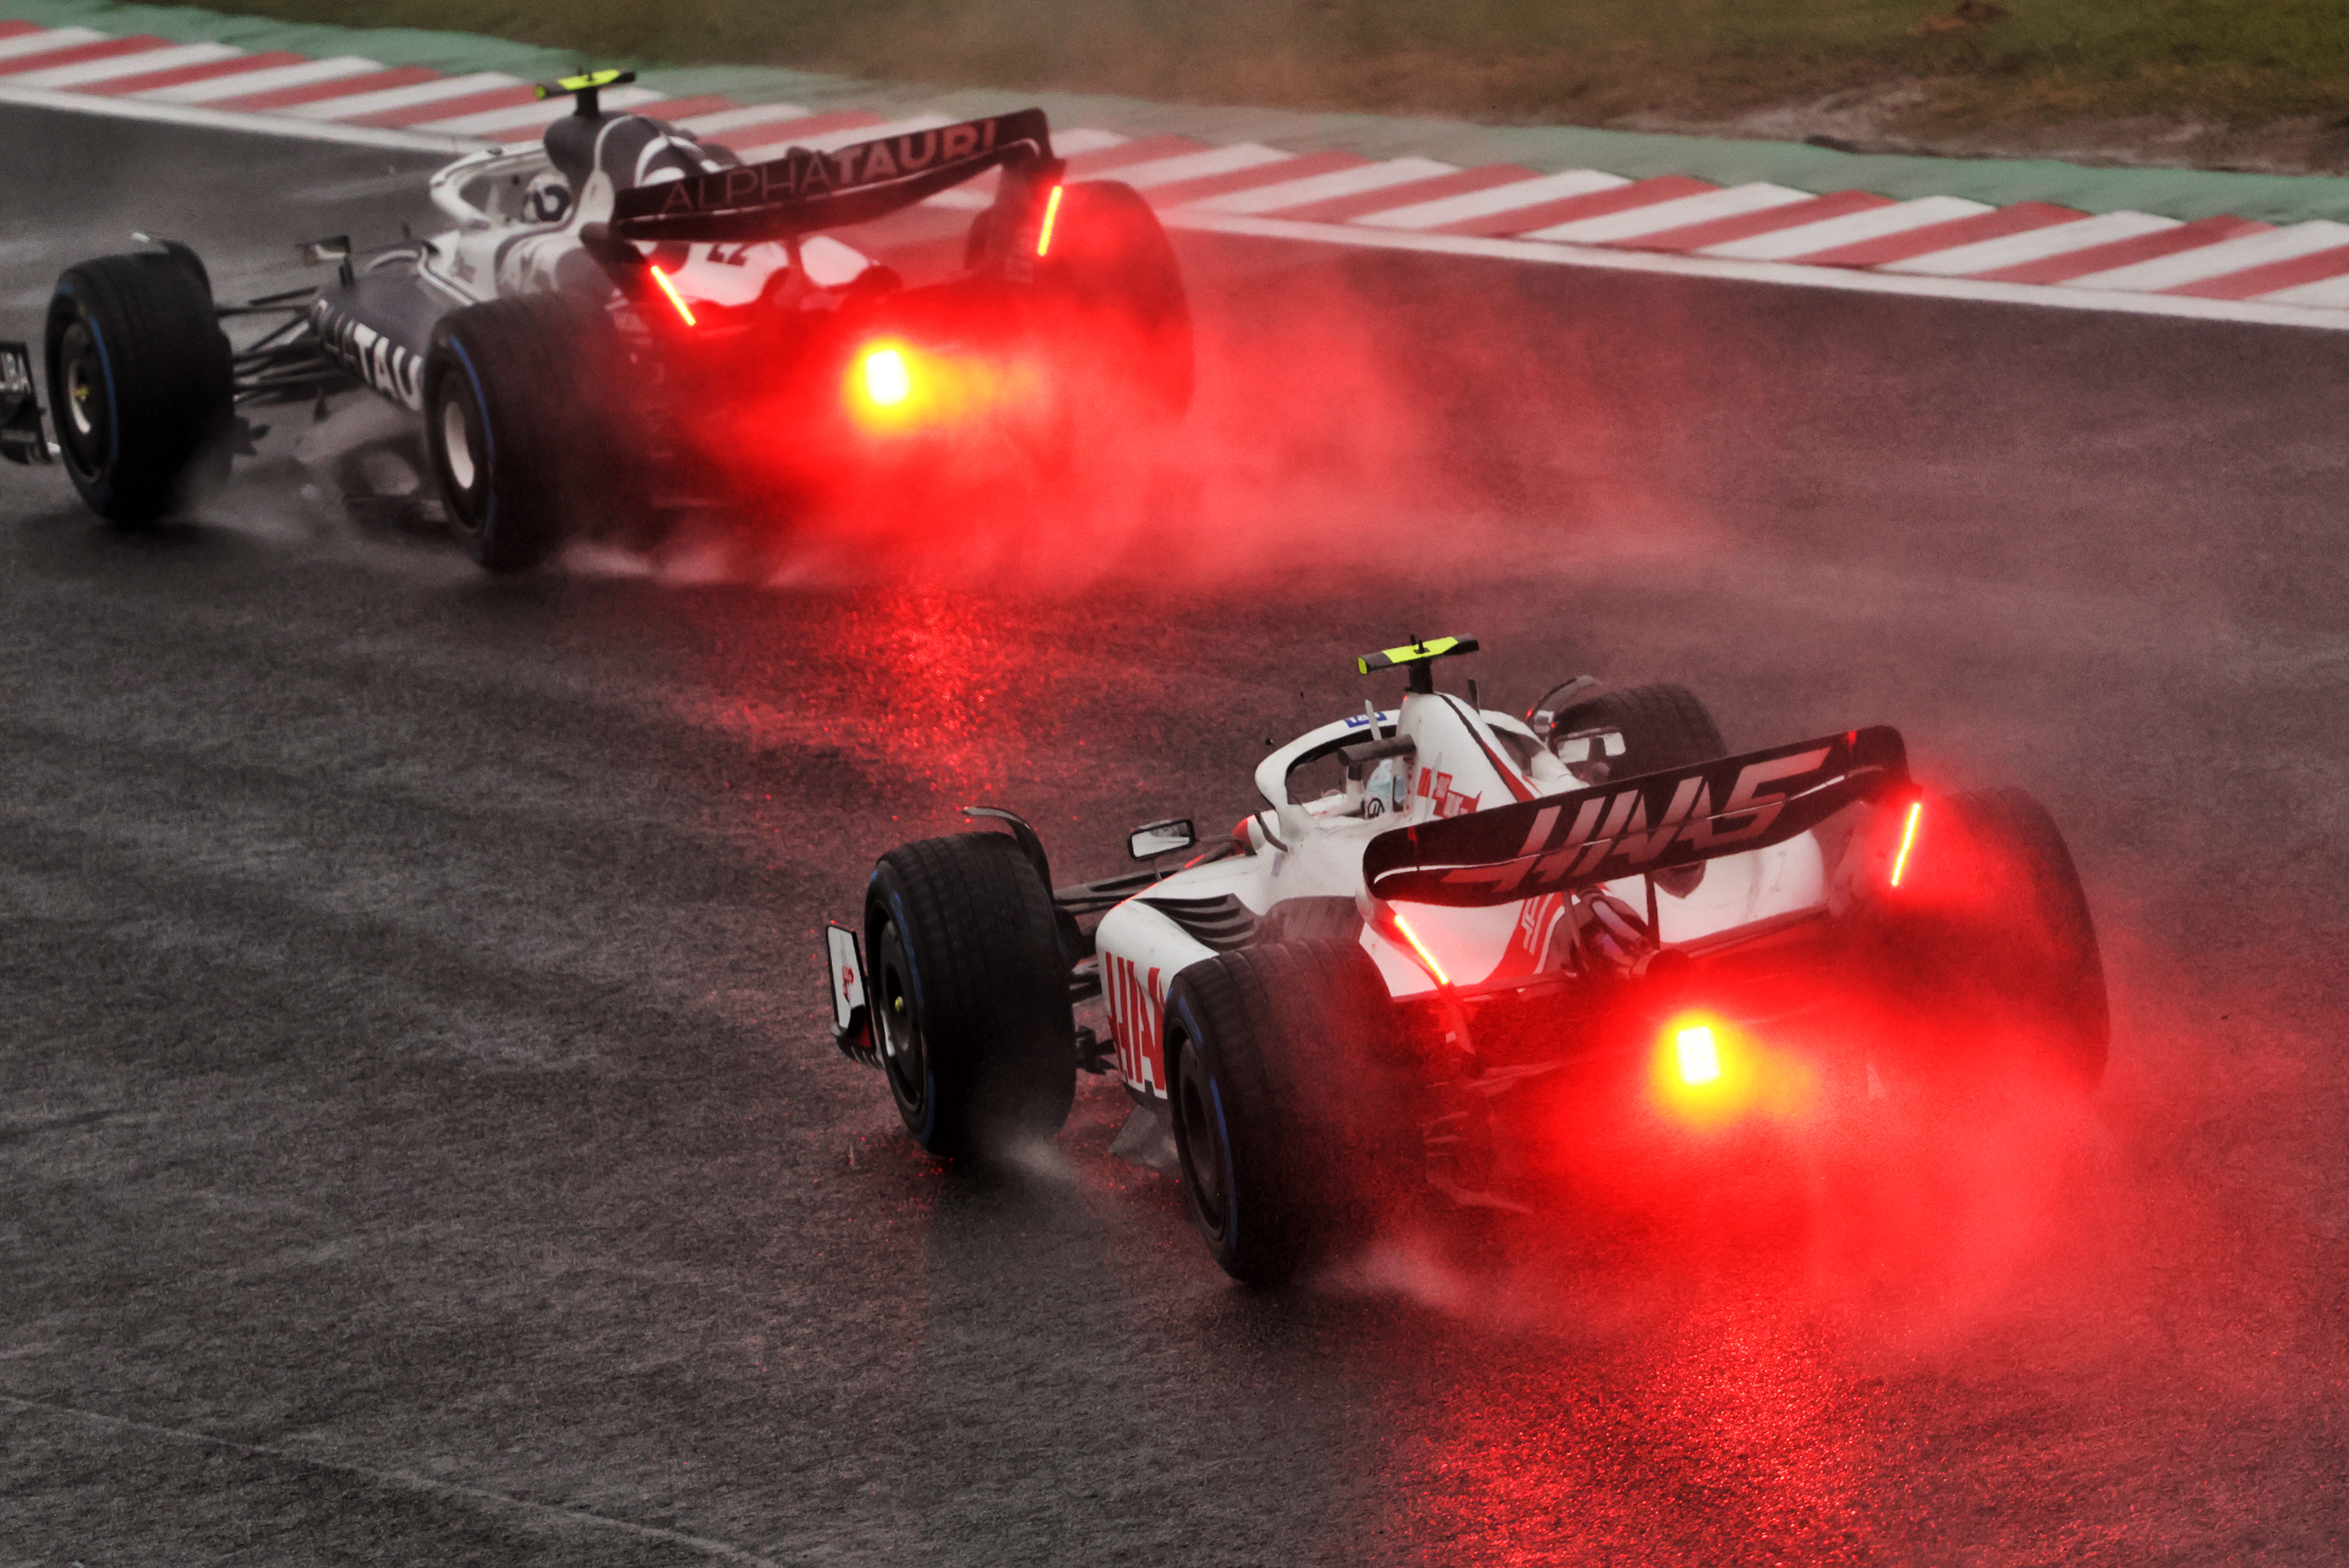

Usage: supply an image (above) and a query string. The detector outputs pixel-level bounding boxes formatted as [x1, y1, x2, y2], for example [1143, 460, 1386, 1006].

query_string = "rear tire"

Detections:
[1164, 938, 1413, 1283]
[864, 833, 1076, 1158]
[1861, 787, 2108, 1090]
[44, 252, 233, 525]
[1037, 179, 1193, 423]
[1548, 682, 1727, 782]
[424, 294, 629, 573]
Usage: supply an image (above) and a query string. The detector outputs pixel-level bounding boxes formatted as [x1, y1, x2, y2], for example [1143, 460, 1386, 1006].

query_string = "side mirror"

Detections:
[1128, 817, 1196, 860]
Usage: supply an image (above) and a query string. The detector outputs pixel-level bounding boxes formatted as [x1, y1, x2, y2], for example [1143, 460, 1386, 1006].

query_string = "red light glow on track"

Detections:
[1890, 800, 1924, 887]
[862, 347, 912, 407]
[1035, 183, 1065, 257]
[1675, 1026, 1722, 1086]
[648, 265, 696, 327]
[1388, 907, 1452, 988]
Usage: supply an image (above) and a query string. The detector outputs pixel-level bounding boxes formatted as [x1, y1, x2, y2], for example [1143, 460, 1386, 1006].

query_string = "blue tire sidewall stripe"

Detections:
[53, 280, 121, 502]
[445, 335, 495, 538]
[881, 885, 936, 1145]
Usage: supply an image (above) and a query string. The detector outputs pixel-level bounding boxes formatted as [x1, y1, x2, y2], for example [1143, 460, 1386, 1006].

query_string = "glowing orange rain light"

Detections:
[648, 264, 696, 327]
[1889, 799, 1924, 888]
[1675, 1025, 1722, 1086]
[862, 347, 912, 407]
[1387, 907, 1452, 988]
[1034, 183, 1065, 257]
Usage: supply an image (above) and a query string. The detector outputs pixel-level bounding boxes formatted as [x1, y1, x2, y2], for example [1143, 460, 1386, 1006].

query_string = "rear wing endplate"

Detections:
[1363, 725, 1912, 907]
[611, 108, 1055, 243]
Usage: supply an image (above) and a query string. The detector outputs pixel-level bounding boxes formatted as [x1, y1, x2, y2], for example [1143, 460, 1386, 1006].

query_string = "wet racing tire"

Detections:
[424, 294, 626, 573]
[44, 252, 233, 525]
[1548, 682, 1727, 781]
[1860, 787, 2108, 1090]
[1165, 938, 1414, 1284]
[864, 832, 1076, 1158]
[1036, 179, 1193, 422]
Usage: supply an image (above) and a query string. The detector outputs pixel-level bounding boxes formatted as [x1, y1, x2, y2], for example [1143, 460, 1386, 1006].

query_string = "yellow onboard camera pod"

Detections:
[533, 68, 637, 116]
[1355, 634, 1480, 694]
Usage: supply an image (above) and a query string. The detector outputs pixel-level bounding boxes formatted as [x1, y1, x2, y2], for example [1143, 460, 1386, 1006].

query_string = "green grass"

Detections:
[189, 0, 2349, 138]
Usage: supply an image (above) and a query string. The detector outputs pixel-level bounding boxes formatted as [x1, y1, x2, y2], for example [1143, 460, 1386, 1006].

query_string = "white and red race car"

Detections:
[2, 72, 1188, 570]
[825, 637, 2108, 1283]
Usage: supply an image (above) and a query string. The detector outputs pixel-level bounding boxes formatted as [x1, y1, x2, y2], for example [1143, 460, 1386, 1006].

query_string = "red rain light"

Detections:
[862, 347, 912, 407]
[648, 264, 697, 327]
[1034, 183, 1065, 257]
[1675, 1026, 1722, 1086]
[1387, 907, 1452, 989]
[1889, 800, 1923, 888]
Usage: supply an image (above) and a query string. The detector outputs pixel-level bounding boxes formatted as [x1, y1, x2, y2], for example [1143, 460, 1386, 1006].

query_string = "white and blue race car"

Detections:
[825, 636, 2108, 1283]
[2, 72, 1190, 570]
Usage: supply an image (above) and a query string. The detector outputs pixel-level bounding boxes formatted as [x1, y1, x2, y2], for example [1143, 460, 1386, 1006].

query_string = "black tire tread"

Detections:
[46, 252, 232, 525]
[1167, 937, 1410, 1282]
[867, 832, 1075, 1156]
[1550, 682, 1727, 779]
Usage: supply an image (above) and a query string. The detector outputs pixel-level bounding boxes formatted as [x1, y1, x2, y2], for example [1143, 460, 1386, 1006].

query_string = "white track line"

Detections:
[2257, 270, 2349, 308]
[1530, 183, 1809, 244]
[1192, 156, 1456, 214]
[1702, 194, 1992, 261]
[0, 1397, 781, 1567]
[1051, 127, 1129, 156]
[1093, 142, 1293, 187]
[419, 87, 663, 135]
[280, 71, 520, 120]
[0, 26, 103, 62]
[674, 101, 815, 136]
[1167, 206, 2349, 332]
[2060, 220, 2349, 292]
[1878, 209, 2177, 276]
[0, 81, 481, 151]
[795, 112, 955, 153]
[1356, 169, 1626, 231]
[7, 42, 241, 88]
[139, 54, 380, 103]
[11, 77, 2349, 333]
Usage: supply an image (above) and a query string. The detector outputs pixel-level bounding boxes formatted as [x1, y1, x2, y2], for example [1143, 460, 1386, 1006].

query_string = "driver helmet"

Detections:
[522, 170, 573, 224]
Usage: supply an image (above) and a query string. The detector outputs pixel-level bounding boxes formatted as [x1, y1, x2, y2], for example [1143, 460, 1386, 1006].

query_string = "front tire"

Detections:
[44, 252, 233, 525]
[1165, 938, 1414, 1283]
[863, 833, 1076, 1158]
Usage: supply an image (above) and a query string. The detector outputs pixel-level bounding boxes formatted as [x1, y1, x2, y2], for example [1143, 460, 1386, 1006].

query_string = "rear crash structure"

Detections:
[826, 637, 2109, 1283]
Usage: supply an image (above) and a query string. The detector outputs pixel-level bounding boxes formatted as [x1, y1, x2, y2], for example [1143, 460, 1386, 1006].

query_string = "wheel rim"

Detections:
[1174, 1042, 1230, 1240]
[55, 320, 108, 476]
[440, 396, 477, 492]
[875, 923, 929, 1125]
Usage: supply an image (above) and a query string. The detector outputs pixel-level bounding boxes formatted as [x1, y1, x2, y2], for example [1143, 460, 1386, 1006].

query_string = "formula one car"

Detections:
[1, 72, 1190, 570]
[823, 637, 2109, 1283]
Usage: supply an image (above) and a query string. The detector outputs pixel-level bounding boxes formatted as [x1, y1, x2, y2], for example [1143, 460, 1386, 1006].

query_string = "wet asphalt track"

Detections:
[4, 103, 2348, 1565]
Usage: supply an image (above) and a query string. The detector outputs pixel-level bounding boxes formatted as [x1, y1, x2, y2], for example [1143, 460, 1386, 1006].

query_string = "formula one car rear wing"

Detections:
[1363, 725, 1912, 907]
[608, 108, 1058, 244]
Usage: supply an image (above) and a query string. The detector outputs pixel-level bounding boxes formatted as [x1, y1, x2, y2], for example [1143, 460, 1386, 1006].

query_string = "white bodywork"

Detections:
[405, 136, 876, 313]
[1094, 690, 1827, 1100]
